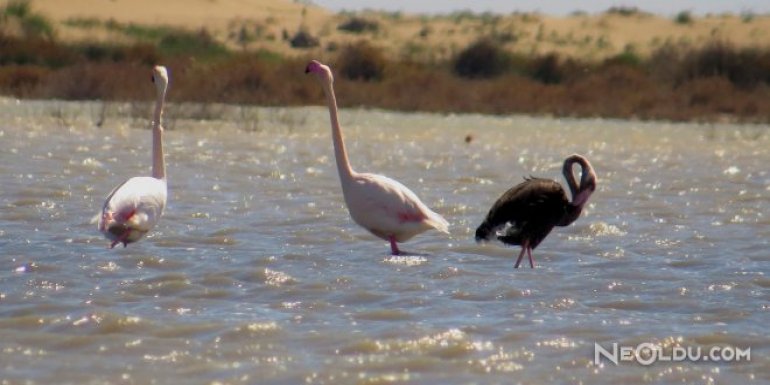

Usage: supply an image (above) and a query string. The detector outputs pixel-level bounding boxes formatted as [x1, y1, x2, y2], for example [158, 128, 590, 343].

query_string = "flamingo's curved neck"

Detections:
[152, 89, 166, 180]
[563, 158, 580, 203]
[558, 155, 596, 226]
[562, 155, 594, 207]
[322, 80, 354, 180]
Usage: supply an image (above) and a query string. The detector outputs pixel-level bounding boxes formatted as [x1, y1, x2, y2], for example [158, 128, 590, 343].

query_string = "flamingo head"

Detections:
[305, 60, 333, 84]
[152, 65, 169, 95]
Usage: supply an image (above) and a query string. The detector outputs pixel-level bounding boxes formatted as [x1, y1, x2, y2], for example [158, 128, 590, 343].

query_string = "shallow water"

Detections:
[0, 99, 768, 384]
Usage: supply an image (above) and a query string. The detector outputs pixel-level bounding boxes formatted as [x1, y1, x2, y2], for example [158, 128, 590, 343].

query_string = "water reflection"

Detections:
[0, 99, 767, 384]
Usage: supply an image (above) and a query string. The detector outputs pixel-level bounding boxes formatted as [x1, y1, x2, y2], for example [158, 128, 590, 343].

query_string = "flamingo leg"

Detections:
[389, 235, 401, 255]
[107, 209, 136, 249]
[527, 246, 535, 268]
[109, 229, 132, 249]
[514, 246, 527, 268]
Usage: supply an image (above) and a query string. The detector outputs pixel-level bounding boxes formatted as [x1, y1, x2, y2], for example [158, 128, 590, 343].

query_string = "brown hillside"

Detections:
[25, 0, 770, 61]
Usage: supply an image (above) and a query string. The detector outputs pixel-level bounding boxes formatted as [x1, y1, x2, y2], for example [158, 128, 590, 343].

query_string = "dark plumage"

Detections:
[475, 177, 574, 247]
[475, 154, 597, 268]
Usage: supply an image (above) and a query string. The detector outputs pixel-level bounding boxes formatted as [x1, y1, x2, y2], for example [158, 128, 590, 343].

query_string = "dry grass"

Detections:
[1, 31, 769, 123]
[21, 0, 770, 61]
[1, 1, 769, 122]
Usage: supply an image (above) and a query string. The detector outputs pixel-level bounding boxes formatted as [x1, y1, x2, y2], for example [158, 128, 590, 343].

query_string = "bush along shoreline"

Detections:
[1, 9, 769, 123]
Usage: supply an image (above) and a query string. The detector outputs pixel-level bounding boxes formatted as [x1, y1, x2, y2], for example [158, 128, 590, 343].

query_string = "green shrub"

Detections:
[337, 17, 379, 34]
[605, 7, 646, 17]
[63, 17, 102, 29]
[74, 42, 159, 65]
[675, 11, 693, 25]
[682, 41, 770, 88]
[453, 39, 510, 79]
[605, 50, 641, 67]
[158, 28, 228, 58]
[20, 13, 54, 39]
[0, 33, 73, 67]
[2, 0, 31, 19]
[107, 22, 172, 40]
[741, 11, 755, 23]
[2, 0, 55, 40]
[337, 41, 386, 81]
[529, 53, 563, 84]
[647, 42, 684, 83]
[289, 29, 319, 48]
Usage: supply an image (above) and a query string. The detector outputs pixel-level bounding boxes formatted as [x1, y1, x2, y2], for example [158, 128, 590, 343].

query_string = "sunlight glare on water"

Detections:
[0, 99, 768, 384]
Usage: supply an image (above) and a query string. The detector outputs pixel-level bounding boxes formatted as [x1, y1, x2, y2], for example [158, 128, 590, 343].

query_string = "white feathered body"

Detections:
[341, 172, 449, 243]
[305, 59, 449, 253]
[98, 176, 167, 246]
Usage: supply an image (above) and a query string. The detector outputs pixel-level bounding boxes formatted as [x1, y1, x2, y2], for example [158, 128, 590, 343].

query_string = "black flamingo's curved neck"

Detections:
[562, 155, 594, 202]
[558, 154, 596, 226]
[563, 157, 580, 202]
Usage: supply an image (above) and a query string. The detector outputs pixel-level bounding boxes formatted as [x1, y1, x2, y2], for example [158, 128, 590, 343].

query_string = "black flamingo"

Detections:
[475, 154, 597, 268]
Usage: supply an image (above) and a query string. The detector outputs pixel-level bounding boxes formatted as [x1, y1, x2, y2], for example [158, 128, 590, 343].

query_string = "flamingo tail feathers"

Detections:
[425, 210, 450, 234]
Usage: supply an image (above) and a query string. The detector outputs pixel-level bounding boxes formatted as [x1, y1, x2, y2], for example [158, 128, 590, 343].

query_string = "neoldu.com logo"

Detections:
[594, 342, 751, 366]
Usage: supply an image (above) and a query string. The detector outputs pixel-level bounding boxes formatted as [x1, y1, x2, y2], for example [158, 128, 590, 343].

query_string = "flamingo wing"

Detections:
[343, 173, 448, 242]
[99, 176, 167, 244]
[477, 178, 568, 248]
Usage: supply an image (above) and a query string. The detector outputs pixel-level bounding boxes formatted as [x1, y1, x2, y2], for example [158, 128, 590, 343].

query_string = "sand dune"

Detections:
[22, 1, 770, 60]
[32, 0, 328, 27]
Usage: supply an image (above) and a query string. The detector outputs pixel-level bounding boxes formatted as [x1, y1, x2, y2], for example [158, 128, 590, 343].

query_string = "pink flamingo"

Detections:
[98, 66, 169, 248]
[305, 60, 449, 255]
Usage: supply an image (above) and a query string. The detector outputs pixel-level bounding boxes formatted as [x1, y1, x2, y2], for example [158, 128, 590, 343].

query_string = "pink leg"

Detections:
[527, 246, 535, 268]
[389, 235, 400, 255]
[514, 246, 526, 268]
[110, 229, 132, 249]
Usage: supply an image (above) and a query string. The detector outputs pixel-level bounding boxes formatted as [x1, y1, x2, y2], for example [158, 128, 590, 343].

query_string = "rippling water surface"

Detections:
[0, 99, 768, 384]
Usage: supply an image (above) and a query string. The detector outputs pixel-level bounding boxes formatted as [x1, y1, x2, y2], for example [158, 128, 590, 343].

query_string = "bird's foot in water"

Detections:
[527, 247, 535, 268]
[109, 230, 132, 249]
[388, 236, 401, 255]
[514, 242, 535, 268]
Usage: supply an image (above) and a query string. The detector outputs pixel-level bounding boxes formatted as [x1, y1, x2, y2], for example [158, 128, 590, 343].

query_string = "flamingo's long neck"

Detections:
[558, 154, 596, 226]
[558, 157, 584, 226]
[152, 89, 166, 180]
[563, 158, 580, 203]
[321, 80, 354, 180]
[562, 155, 595, 207]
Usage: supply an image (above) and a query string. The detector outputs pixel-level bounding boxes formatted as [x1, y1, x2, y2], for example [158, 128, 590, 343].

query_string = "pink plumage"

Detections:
[98, 66, 169, 248]
[306, 60, 449, 255]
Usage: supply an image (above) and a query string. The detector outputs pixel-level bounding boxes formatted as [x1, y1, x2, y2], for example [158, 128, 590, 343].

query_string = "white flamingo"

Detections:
[97, 65, 169, 248]
[305, 60, 449, 255]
